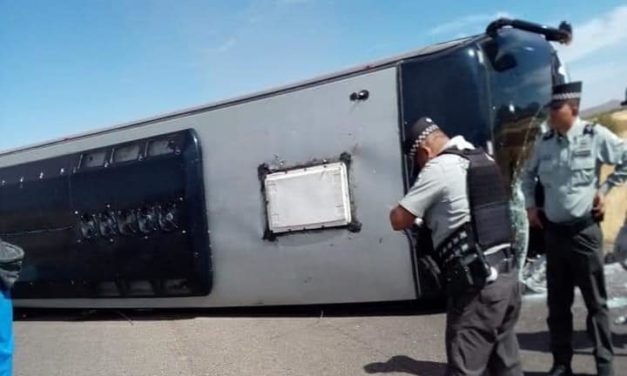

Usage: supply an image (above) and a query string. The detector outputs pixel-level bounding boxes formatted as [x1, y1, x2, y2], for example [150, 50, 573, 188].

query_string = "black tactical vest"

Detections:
[437, 147, 512, 258]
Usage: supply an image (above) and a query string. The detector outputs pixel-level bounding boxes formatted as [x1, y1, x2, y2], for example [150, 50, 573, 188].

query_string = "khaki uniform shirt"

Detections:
[521, 118, 626, 223]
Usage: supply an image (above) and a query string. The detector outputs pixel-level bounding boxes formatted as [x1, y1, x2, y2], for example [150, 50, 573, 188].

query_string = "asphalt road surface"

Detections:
[13, 264, 627, 376]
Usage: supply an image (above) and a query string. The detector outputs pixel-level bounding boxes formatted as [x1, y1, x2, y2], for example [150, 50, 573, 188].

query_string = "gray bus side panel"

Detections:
[9, 67, 416, 308]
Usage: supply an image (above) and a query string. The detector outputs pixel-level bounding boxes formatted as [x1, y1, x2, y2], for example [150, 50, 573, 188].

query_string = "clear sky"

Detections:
[1, 0, 626, 151]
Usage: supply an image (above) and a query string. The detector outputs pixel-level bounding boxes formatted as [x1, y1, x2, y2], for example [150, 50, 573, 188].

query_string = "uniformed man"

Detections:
[521, 81, 627, 376]
[390, 117, 522, 376]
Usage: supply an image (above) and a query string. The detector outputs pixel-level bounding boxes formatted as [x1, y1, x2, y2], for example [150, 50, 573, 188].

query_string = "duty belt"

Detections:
[484, 247, 514, 275]
[438, 227, 473, 266]
[438, 226, 512, 267]
[545, 216, 596, 236]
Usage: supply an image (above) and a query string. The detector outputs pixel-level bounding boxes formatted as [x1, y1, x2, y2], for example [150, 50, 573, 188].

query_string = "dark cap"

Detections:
[404, 117, 440, 156]
[550, 81, 582, 108]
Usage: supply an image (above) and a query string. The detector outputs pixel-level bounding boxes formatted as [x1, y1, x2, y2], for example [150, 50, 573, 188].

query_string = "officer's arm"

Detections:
[520, 138, 541, 208]
[389, 206, 416, 230]
[596, 125, 627, 195]
[389, 163, 445, 231]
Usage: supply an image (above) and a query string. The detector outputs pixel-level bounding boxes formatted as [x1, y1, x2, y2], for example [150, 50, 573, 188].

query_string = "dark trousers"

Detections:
[445, 271, 522, 376]
[545, 223, 614, 375]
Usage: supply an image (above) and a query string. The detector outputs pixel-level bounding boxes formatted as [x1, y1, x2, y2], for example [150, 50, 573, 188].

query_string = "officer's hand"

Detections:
[592, 192, 605, 220]
[527, 207, 543, 229]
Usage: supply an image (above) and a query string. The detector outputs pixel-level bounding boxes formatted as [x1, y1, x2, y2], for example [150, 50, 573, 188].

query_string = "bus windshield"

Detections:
[482, 28, 561, 188]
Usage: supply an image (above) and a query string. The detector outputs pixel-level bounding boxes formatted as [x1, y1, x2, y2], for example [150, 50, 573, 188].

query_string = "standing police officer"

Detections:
[390, 117, 522, 376]
[521, 81, 626, 376]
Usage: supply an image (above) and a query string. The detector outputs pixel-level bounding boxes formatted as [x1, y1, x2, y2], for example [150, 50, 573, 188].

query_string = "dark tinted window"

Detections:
[400, 45, 491, 150]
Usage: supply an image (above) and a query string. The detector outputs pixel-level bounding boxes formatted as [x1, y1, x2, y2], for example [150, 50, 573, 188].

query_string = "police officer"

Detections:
[390, 117, 522, 376]
[521, 81, 626, 376]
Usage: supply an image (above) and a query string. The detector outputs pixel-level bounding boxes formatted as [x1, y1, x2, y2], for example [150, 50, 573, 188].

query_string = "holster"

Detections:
[444, 250, 491, 296]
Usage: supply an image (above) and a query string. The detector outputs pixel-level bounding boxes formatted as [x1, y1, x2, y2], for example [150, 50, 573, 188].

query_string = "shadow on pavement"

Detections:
[518, 330, 627, 353]
[363, 356, 598, 376]
[364, 355, 446, 375]
[14, 297, 447, 322]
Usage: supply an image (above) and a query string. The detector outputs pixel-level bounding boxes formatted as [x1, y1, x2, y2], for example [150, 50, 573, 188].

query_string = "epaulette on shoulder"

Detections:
[583, 122, 596, 136]
[542, 130, 555, 140]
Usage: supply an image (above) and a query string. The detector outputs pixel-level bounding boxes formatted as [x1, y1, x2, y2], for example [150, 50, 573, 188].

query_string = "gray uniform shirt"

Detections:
[521, 118, 627, 223]
[399, 136, 474, 249]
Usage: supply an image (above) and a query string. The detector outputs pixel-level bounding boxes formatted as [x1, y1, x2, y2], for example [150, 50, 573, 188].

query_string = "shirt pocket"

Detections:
[538, 158, 556, 187]
[569, 156, 595, 187]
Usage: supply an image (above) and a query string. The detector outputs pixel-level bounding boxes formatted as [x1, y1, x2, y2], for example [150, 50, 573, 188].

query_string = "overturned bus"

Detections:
[0, 19, 570, 308]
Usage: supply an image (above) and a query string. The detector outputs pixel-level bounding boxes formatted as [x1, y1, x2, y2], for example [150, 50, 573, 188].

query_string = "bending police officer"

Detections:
[390, 117, 522, 376]
[521, 81, 627, 376]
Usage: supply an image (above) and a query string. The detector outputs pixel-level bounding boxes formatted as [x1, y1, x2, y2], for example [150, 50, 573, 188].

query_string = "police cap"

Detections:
[404, 117, 440, 157]
[550, 81, 582, 109]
